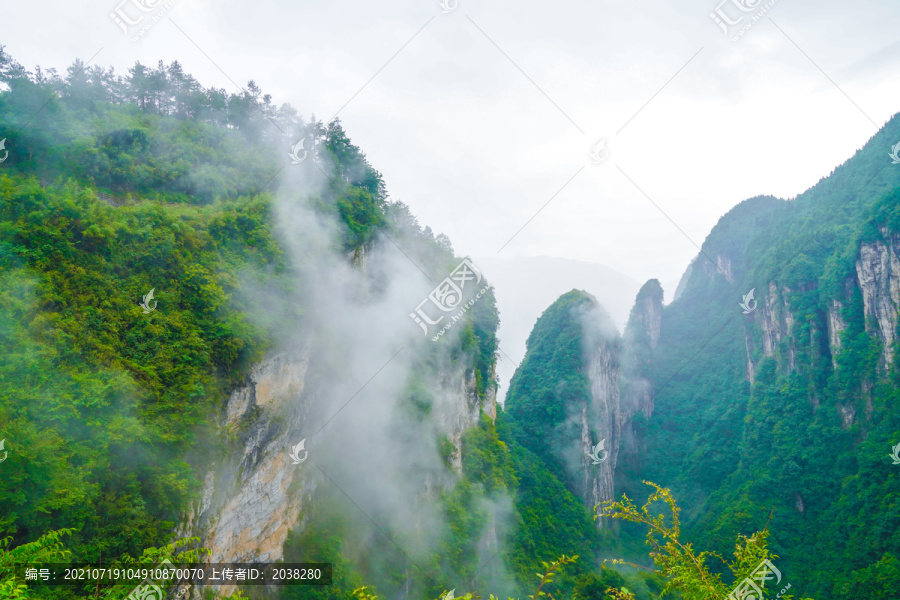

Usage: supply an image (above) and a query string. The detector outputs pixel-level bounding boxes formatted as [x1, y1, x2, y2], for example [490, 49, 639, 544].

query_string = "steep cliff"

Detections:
[613, 279, 664, 486]
[176, 258, 499, 597]
[738, 222, 900, 386]
[504, 290, 623, 527]
[582, 325, 620, 526]
[743, 282, 797, 382]
[434, 350, 499, 472]
[178, 347, 315, 583]
[620, 279, 663, 420]
[614, 116, 900, 599]
[856, 225, 900, 367]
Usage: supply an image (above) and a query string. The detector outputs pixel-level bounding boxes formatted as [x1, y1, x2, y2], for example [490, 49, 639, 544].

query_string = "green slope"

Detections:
[618, 114, 900, 599]
[0, 47, 500, 600]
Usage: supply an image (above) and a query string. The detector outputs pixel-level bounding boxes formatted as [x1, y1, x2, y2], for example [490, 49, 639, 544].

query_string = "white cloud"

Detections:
[2, 0, 899, 286]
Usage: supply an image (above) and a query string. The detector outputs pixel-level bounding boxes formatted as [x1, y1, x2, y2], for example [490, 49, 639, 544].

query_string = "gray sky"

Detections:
[2, 0, 899, 285]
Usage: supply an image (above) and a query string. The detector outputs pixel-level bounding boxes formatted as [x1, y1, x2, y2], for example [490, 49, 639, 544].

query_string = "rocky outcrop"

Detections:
[578, 282, 666, 528]
[745, 333, 757, 385]
[582, 337, 620, 528]
[827, 299, 847, 369]
[626, 281, 663, 351]
[856, 226, 900, 366]
[481, 363, 498, 421]
[700, 253, 734, 282]
[761, 282, 795, 364]
[348, 241, 370, 273]
[435, 360, 497, 473]
[180, 325, 492, 595]
[178, 342, 315, 597]
[745, 282, 796, 382]
[620, 280, 663, 419]
[839, 403, 856, 430]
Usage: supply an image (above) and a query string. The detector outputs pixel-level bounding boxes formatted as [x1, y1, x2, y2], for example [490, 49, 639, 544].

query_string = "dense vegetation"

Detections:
[0, 46, 498, 599]
[616, 115, 900, 599]
[2, 39, 898, 600]
[498, 291, 659, 600]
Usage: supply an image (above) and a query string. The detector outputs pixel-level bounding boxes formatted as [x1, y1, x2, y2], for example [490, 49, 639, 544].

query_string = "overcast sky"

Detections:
[2, 0, 899, 287]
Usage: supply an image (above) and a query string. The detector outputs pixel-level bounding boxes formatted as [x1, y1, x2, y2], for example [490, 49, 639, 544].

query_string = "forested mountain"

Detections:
[498, 114, 900, 599]
[615, 114, 900, 599]
[0, 47, 504, 600]
[2, 42, 898, 600]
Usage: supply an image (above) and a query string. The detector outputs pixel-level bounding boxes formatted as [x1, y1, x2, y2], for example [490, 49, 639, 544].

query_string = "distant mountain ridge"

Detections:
[502, 113, 900, 599]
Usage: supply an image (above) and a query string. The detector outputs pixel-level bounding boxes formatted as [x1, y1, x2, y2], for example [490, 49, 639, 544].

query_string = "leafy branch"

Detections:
[597, 481, 815, 600]
[528, 555, 579, 600]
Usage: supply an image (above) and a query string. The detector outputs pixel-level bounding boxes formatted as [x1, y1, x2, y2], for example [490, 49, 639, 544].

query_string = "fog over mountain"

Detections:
[3, 1, 900, 599]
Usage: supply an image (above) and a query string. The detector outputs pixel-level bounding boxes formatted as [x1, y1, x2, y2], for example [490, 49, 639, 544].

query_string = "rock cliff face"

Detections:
[856, 226, 900, 367]
[700, 253, 734, 282]
[620, 280, 663, 420]
[436, 358, 497, 473]
[582, 340, 620, 527]
[180, 325, 493, 595]
[827, 298, 847, 369]
[177, 343, 316, 596]
[744, 283, 796, 382]
[739, 226, 900, 381]
[578, 281, 662, 528]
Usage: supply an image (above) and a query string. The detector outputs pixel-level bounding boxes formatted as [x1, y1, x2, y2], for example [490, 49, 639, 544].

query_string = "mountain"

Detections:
[616, 113, 900, 599]
[4, 41, 900, 600]
[496, 289, 659, 598]
[0, 46, 659, 600]
[497, 114, 900, 599]
[474, 256, 640, 402]
[0, 48, 511, 600]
